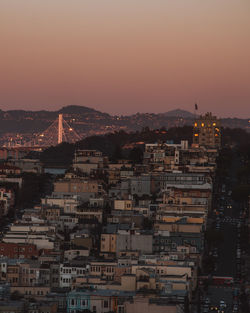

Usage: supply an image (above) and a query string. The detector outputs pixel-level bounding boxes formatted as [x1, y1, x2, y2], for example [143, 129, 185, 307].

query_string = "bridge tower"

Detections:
[30, 113, 81, 147]
[58, 113, 63, 144]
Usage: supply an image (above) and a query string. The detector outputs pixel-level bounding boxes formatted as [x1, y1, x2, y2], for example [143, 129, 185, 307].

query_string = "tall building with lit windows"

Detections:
[193, 112, 221, 148]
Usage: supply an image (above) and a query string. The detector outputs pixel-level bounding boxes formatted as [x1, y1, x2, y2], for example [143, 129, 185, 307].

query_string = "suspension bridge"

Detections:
[29, 114, 81, 147]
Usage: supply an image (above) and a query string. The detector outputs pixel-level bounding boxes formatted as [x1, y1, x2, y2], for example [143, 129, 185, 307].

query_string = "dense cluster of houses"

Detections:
[0, 131, 220, 312]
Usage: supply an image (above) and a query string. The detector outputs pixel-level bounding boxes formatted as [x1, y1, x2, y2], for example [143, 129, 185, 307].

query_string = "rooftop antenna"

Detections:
[194, 102, 198, 119]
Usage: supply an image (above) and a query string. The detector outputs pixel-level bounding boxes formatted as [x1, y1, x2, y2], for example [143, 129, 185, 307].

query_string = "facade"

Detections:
[53, 178, 104, 201]
[67, 289, 134, 313]
[0, 188, 15, 216]
[7, 159, 43, 174]
[193, 112, 221, 148]
[41, 194, 81, 214]
[0, 243, 38, 259]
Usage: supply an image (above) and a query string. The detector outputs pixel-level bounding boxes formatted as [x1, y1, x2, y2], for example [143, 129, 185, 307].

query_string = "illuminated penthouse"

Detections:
[193, 112, 221, 148]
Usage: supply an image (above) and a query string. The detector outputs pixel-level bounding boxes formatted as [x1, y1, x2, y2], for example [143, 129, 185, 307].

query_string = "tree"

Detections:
[205, 229, 224, 247]
[128, 147, 143, 164]
[112, 144, 123, 162]
[10, 291, 23, 300]
[17, 173, 52, 207]
[143, 217, 153, 230]
[202, 255, 215, 274]
[232, 184, 250, 202]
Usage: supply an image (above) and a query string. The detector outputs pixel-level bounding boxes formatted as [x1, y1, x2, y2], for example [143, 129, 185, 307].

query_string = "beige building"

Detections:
[89, 261, 117, 281]
[193, 112, 221, 148]
[114, 200, 133, 210]
[54, 178, 101, 193]
[100, 233, 117, 253]
[154, 217, 204, 233]
[72, 149, 107, 174]
[41, 194, 81, 214]
[125, 297, 185, 313]
[76, 207, 103, 223]
[10, 286, 50, 299]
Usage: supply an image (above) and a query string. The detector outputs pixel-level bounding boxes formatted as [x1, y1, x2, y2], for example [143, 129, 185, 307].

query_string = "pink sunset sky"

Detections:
[0, 0, 250, 117]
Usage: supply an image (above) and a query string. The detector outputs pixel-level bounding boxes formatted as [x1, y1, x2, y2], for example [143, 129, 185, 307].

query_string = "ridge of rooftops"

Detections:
[67, 288, 187, 297]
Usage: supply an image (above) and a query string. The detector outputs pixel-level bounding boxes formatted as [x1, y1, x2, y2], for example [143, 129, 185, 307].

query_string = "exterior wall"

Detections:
[100, 234, 117, 253]
[114, 200, 133, 211]
[76, 208, 103, 223]
[67, 293, 91, 312]
[58, 215, 78, 230]
[10, 286, 50, 298]
[3, 236, 54, 250]
[0, 243, 38, 259]
[59, 265, 86, 288]
[153, 232, 203, 254]
[131, 264, 192, 277]
[89, 262, 117, 280]
[125, 298, 184, 313]
[9, 225, 55, 233]
[73, 163, 98, 174]
[19, 263, 40, 287]
[0, 177, 23, 188]
[154, 222, 203, 233]
[107, 212, 144, 228]
[6, 265, 20, 286]
[193, 112, 221, 148]
[0, 303, 25, 313]
[130, 176, 151, 196]
[50, 263, 60, 288]
[163, 188, 211, 208]
[114, 267, 132, 283]
[71, 237, 93, 249]
[54, 179, 100, 193]
[73, 150, 104, 174]
[116, 234, 153, 255]
[42, 196, 80, 214]
[151, 173, 209, 194]
[8, 159, 43, 174]
[0, 188, 15, 216]
[67, 292, 124, 313]
[2, 163, 20, 174]
[42, 207, 61, 221]
[64, 249, 89, 260]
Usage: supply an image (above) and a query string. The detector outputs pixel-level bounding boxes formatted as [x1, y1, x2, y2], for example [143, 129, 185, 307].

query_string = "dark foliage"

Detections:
[128, 147, 144, 164]
[40, 126, 193, 167]
[40, 142, 75, 167]
[17, 173, 53, 207]
[222, 127, 250, 146]
[232, 184, 250, 202]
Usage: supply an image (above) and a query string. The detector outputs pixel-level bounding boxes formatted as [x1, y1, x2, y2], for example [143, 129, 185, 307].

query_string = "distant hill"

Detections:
[0, 105, 249, 145]
[163, 109, 195, 118]
[58, 105, 109, 116]
[4, 105, 106, 117]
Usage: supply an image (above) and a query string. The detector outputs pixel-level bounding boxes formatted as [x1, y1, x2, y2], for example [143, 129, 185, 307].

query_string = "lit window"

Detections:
[213, 122, 216, 126]
[194, 134, 199, 137]
[201, 123, 205, 127]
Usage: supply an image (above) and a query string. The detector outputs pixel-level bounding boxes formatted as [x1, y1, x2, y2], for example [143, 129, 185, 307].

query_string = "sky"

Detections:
[0, 0, 250, 118]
